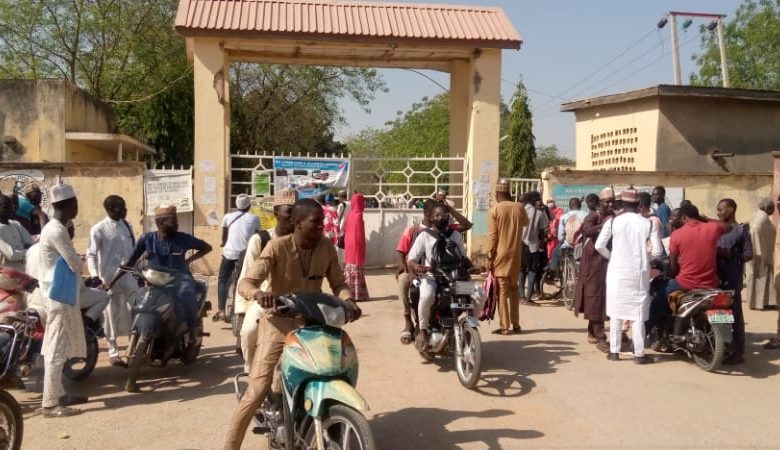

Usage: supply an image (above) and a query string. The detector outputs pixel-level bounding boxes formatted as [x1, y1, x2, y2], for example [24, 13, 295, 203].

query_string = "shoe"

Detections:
[587, 336, 597, 344]
[109, 356, 127, 368]
[520, 299, 541, 307]
[492, 329, 508, 335]
[415, 330, 429, 352]
[399, 330, 412, 345]
[42, 406, 81, 418]
[150, 359, 167, 368]
[499, 329, 512, 336]
[512, 325, 522, 334]
[722, 354, 745, 365]
[764, 338, 780, 350]
[596, 339, 610, 354]
[634, 355, 653, 365]
[606, 352, 620, 361]
[211, 311, 223, 322]
[59, 395, 88, 406]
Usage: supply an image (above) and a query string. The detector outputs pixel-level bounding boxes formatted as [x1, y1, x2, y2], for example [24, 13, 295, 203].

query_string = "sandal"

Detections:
[520, 299, 541, 307]
[41, 405, 81, 418]
[399, 330, 412, 345]
[764, 338, 780, 350]
[211, 311, 223, 322]
[512, 325, 522, 334]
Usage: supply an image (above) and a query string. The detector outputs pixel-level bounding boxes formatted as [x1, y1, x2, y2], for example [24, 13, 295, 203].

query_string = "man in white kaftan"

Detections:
[595, 189, 663, 363]
[746, 199, 776, 310]
[39, 182, 86, 417]
[86, 195, 136, 366]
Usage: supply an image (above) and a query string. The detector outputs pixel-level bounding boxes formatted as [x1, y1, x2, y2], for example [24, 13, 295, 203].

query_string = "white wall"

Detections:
[363, 210, 425, 268]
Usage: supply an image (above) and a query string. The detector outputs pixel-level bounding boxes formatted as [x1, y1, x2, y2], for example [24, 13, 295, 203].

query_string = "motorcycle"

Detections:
[0, 267, 101, 382]
[0, 314, 34, 450]
[234, 293, 375, 450]
[647, 259, 735, 372]
[409, 267, 484, 389]
[120, 266, 209, 392]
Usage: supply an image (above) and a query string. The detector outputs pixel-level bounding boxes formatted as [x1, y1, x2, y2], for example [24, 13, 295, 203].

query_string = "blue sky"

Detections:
[334, 0, 745, 158]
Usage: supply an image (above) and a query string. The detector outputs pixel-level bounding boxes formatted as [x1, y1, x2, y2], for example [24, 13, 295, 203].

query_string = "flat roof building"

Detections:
[561, 85, 780, 173]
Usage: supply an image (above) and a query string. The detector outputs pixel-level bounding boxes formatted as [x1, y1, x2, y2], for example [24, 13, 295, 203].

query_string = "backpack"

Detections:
[423, 228, 463, 272]
[564, 214, 584, 246]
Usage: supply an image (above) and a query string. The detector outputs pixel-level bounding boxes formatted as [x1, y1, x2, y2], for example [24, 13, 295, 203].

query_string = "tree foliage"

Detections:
[230, 63, 384, 156]
[691, 0, 780, 89]
[535, 145, 574, 175]
[500, 81, 536, 178]
[0, 0, 385, 166]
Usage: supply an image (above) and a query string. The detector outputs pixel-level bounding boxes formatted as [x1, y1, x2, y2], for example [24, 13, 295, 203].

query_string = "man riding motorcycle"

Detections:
[406, 201, 476, 351]
[109, 205, 212, 334]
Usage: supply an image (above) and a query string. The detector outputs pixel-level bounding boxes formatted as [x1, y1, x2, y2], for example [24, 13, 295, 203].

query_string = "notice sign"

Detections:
[252, 170, 272, 197]
[273, 157, 349, 199]
[144, 170, 193, 215]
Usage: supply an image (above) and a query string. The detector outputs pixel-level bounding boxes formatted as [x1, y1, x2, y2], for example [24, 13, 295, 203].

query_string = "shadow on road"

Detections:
[16, 344, 244, 416]
[475, 339, 578, 398]
[719, 332, 780, 379]
[371, 407, 543, 449]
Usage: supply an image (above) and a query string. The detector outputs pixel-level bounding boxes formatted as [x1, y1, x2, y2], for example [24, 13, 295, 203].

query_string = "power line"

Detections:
[534, 28, 658, 112]
[501, 77, 570, 102]
[103, 66, 193, 104]
[403, 68, 449, 93]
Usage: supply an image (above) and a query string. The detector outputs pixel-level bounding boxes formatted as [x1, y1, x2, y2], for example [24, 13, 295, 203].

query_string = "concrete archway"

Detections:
[175, 0, 521, 271]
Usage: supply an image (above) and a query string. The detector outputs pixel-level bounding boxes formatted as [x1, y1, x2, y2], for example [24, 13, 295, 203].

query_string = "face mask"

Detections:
[434, 218, 449, 231]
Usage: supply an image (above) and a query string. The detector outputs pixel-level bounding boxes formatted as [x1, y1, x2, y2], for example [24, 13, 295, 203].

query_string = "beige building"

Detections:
[561, 85, 780, 173]
[0, 79, 154, 163]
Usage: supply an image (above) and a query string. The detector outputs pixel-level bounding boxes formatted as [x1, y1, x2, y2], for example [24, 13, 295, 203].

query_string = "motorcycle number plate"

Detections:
[707, 310, 734, 324]
[453, 281, 477, 296]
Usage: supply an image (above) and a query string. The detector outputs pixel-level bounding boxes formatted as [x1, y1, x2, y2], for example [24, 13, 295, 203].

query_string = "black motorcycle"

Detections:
[409, 266, 483, 389]
[62, 305, 104, 382]
[648, 259, 735, 372]
[120, 266, 209, 392]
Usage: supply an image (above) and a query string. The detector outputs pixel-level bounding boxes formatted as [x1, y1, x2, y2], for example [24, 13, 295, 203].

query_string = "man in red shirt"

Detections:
[668, 203, 726, 293]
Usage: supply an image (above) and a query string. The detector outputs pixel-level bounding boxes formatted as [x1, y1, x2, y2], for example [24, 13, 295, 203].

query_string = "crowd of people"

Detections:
[475, 180, 780, 365]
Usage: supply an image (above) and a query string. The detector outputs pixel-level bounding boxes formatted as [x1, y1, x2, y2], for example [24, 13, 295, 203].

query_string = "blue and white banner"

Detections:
[273, 157, 349, 199]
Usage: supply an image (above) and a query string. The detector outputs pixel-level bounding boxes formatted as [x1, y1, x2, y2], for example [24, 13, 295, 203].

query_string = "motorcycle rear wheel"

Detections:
[692, 321, 726, 372]
[63, 333, 98, 382]
[0, 389, 23, 450]
[303, 404, 376, 450]
[181, 318, 204, 364]
[126, 336, 150, 392]
[455, 322, 482, 389]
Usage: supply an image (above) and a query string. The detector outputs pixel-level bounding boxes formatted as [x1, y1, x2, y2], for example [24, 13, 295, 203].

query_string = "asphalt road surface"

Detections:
[15, 270, 780, 449]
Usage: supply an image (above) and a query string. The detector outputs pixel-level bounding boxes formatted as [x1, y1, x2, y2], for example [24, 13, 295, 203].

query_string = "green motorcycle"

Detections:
[235, 293, 375, 450]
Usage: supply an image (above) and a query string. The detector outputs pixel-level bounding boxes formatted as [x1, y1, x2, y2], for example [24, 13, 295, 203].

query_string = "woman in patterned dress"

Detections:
[343, 193, 369, 301]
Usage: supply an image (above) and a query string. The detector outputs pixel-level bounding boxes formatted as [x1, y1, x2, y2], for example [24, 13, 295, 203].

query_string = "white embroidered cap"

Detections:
[49, 182, 76, 203]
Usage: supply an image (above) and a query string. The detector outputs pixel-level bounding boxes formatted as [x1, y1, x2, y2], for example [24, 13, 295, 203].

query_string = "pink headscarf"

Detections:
[344, 193, 366, 266]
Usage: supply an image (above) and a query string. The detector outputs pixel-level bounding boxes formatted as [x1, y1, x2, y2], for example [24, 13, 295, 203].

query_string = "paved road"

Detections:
[16, 270, 780, 449]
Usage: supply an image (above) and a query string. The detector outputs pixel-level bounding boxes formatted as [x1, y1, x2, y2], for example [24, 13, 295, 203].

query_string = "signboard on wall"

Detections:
[273, 157, 349, 199]
[144, 169, 193, 215]
[552, 184, 684, 211]
[251, 170, 272, 197]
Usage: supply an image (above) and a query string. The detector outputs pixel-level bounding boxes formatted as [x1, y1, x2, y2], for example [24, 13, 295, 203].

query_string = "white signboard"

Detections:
[144, 169, 193, 215]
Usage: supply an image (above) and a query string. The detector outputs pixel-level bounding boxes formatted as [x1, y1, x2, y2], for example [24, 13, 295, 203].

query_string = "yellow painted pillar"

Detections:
[449, 60, 471, 208]
[463, 48, 501, 263]
[191, 38, 229, 275]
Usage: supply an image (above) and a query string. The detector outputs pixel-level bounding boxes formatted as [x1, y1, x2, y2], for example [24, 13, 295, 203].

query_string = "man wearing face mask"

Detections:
[110, 205, 212, 335]
[407, 201, 476, 351]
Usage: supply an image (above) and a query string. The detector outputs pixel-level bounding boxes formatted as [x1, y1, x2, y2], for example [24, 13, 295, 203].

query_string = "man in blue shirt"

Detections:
[652, 186, 672, 238]
[113, 205, 212, 331]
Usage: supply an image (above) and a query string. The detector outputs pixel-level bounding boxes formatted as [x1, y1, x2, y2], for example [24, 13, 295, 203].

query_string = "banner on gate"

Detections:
[273, 157, 349, 198]
[144, 170, 193, 215]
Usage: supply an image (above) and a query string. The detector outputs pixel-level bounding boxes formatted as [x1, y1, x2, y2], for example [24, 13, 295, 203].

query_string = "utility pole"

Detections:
[658, 11, 728, 87]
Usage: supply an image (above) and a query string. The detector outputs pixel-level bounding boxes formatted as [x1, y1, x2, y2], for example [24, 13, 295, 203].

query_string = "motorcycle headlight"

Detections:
[284, 333, 316, 373]
[142, 268, 173, 287]
[317, 303, 346, 327]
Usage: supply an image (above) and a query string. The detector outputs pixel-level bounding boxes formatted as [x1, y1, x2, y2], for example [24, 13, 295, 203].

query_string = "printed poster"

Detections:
[273, 157, 349, 199]
[144, 170, 193, 215]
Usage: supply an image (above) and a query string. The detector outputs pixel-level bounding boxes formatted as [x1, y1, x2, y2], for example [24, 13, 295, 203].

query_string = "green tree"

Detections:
[500, 80, 536, 178]
[535, 145, 574, 176]
[691, 0, 780, 89]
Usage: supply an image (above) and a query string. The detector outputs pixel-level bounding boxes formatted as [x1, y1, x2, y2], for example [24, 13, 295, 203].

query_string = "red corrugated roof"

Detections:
[175, 0, 521, 49]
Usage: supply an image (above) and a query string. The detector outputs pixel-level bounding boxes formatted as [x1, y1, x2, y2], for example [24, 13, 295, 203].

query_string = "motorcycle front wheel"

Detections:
[303, 404, 376, 450]
[63, 332, 99, 381]
[126, 336, 150, 392]
[692, 320, 726, 372]
[455, 322, 482, 389]
[0, 389, 22, 450]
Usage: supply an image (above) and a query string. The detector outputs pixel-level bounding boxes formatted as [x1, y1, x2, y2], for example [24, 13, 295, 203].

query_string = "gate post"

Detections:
[459, 48, 501, 263]
[191, 38, 230, 275]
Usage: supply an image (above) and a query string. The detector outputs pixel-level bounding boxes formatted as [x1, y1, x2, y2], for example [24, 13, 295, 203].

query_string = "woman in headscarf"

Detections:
[343, 193, 369, 301]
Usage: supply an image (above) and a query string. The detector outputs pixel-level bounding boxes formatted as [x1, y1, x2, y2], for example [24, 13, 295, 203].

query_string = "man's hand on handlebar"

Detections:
[254, 290, 275, 309]
[345, 298, 362, 322]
